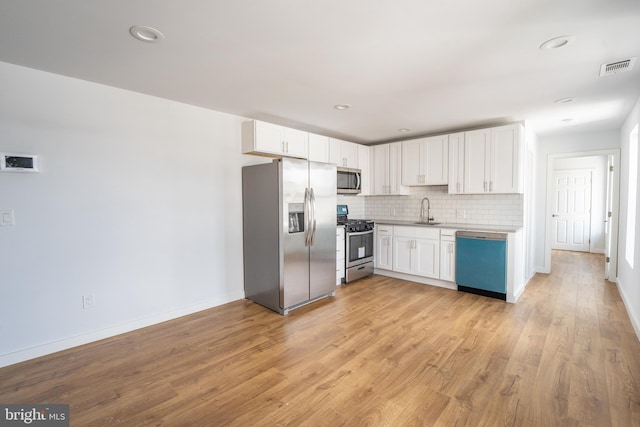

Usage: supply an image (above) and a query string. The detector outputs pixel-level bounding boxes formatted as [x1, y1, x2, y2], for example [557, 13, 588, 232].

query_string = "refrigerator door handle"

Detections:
[304, 188, 311, 247]
[309, 188, 317, 245]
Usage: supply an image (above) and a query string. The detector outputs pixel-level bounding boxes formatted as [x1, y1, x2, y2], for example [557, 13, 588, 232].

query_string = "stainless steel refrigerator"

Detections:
[242, 158, 337, 314]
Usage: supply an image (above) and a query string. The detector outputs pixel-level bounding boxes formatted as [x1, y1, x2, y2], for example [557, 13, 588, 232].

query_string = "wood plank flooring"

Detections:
[1, 250, 639, 426]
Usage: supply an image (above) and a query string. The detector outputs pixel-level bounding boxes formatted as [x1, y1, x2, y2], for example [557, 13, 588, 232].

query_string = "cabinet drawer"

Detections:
[394, 226, 440, 240]
[376, 225, 393, 236]
[441, 229, 457, 241]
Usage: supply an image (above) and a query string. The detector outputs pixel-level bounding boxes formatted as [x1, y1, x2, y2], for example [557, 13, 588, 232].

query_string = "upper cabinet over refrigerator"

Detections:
[242, 120, 308, 159]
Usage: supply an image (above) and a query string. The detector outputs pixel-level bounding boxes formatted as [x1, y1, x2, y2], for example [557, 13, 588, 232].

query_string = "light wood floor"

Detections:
[1, 251, 639, 426]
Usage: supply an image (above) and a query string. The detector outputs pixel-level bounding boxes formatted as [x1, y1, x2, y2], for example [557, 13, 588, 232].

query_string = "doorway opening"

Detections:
[545, 149, 620, 281]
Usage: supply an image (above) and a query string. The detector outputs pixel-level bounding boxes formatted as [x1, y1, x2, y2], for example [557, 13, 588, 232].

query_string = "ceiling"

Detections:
[1, 0, 639, 144]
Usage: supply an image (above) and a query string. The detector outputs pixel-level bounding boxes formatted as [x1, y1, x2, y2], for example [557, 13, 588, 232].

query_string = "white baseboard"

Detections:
[373, 269, 457, 290]
[616, 278, 640, 342]
[0, 291, 245, 369]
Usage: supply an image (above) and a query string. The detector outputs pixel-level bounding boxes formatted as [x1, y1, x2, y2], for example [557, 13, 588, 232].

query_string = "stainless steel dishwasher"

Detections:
[455, 231, 507, 300]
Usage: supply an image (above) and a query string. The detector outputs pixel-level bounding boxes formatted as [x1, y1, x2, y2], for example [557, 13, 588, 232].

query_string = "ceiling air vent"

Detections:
[599, 57, 636, 76]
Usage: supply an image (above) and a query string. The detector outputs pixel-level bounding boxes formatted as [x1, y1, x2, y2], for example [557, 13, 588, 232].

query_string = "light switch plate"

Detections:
[0, 209, 15, 226]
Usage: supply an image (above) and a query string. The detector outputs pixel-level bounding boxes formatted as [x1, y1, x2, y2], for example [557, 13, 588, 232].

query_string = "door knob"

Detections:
[552, 214, 558, 217]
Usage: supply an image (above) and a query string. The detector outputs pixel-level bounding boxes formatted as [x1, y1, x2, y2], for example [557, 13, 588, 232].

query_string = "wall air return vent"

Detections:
[599, 57, 636, 76]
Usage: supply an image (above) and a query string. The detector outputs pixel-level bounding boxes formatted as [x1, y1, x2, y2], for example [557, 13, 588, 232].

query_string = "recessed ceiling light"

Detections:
[129, 25, 164, 43]
[554, 97, 575, 104]
[398, 128, 411, 133]
[539, 35, 575, 50]
[334, 104, 351, 110]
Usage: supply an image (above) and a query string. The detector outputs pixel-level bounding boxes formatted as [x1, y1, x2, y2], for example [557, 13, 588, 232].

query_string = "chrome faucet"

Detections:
[420, 197, 434, 224]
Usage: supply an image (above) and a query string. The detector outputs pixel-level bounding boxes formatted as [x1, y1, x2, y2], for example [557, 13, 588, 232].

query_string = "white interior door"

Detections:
[551, 170, 592, 252]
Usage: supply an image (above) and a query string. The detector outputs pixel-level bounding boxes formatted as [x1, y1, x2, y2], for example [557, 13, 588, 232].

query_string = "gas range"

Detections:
[338, 219, 375, 233]
[336, 205, 374, 284]
[336, 204, 374, 231]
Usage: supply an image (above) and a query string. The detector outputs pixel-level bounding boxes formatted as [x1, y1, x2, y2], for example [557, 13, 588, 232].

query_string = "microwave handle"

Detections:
[356, 172, 361, 190]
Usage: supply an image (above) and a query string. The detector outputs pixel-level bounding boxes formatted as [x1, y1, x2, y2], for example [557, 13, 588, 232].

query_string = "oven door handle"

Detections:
[347, 230, 373, 236]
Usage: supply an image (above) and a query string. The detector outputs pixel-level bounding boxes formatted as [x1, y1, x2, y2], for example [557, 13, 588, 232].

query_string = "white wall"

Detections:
[618, 95, 640, 338]
[0, 62, 266, 367]
[553, 155, 608, 253]
[524, 125, 538, 281]
[533, 129, 620, 272]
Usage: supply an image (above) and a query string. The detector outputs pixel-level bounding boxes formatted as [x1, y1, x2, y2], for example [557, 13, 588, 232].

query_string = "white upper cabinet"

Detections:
[464, 128, 491, 193]
[329, 138, 358, 168]
[242, 120, 308, 159]
[448, 132, 465, 194]
[459, 123, 524, 194]
[372, 142, 409, 196]
[401, 139, 423, 186]
[308, 133, 330, 163]
[402, 135, 448, 186]
[490, 124, 523, 193]
[357, 144, 371, 196]
[424, 136, 448, 185]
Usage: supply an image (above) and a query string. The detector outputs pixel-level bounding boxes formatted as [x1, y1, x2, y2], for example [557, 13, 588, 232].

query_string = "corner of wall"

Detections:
[616, 278, 640, 342]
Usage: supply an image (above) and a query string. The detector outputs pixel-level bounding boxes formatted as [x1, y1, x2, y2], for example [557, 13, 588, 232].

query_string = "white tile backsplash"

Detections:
[337, 195, 365, 219]
[363, 186, 523, 227]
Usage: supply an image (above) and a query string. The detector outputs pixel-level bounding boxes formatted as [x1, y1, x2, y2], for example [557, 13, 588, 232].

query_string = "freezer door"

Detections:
[281, 158, 311, 309]
[308, 161, 338, 299]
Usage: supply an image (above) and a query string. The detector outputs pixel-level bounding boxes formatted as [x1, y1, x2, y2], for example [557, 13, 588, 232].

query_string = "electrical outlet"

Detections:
[82, 294, 95, 310]
[456, 209, 466, 219]
[0, 209, 14, 226]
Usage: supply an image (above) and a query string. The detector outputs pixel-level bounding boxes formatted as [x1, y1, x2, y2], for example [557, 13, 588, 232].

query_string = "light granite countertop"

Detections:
[372, 219, 522, 233]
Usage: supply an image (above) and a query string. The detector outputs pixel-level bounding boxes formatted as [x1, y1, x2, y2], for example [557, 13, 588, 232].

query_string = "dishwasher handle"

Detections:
[456, 231, 507, 241]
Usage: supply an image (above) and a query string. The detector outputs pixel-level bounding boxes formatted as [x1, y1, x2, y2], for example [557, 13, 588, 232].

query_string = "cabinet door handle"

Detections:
[489, 181, 493, 192]
[484, 181, 488, 192]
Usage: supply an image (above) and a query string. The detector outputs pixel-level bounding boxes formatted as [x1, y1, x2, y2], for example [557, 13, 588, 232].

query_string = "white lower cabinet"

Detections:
[374, 224, 524, 303]
[336, 226, 345, 285]
[439, 230, 456, 282]
[392, 236, 413, 273]
[415, 238, 440, 278]
[392, 226, 440, 279]
[375, 225, 393, 270]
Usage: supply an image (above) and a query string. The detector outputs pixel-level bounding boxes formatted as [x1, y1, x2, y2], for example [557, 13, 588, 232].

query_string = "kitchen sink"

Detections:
[413, 221, 442, 226]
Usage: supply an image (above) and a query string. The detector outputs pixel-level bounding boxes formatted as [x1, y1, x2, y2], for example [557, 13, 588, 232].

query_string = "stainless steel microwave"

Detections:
[337, 167, 361, 194]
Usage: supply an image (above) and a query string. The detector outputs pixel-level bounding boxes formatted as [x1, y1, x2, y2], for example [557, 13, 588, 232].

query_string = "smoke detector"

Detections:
[600, 58, 636, 76]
